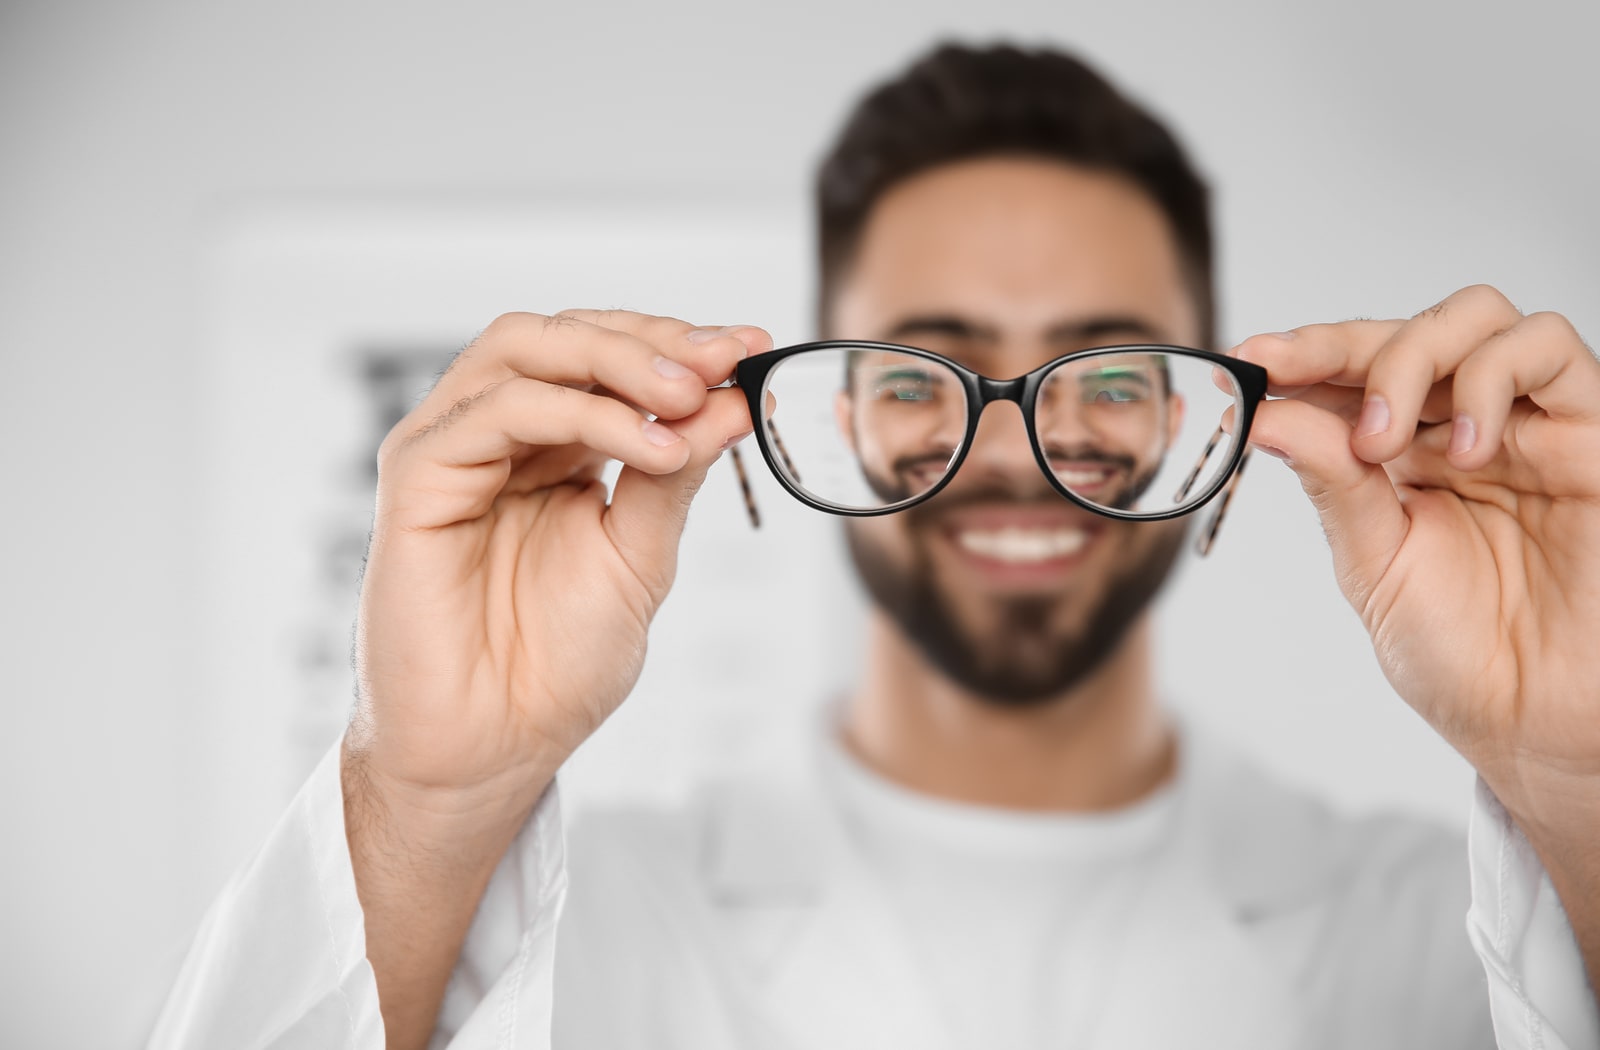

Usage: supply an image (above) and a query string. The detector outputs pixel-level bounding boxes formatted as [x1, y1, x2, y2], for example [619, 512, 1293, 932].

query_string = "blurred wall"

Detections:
[1, 0, 1597, 1045]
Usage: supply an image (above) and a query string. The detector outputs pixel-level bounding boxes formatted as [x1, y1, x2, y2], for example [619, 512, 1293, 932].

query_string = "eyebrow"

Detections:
[879, 314, 1167, 346]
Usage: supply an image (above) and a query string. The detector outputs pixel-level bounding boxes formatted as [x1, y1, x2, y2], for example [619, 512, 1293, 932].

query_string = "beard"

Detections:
[844, 489, 1186, 708]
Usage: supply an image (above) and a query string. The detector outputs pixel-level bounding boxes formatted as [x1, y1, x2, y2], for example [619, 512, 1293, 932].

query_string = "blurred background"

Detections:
[2, 0, 1597, 1044]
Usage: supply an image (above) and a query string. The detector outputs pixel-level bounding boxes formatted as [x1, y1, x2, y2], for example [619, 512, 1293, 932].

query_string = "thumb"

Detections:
[1247, 396, 1409, 611]
[604, 386, 754, 597]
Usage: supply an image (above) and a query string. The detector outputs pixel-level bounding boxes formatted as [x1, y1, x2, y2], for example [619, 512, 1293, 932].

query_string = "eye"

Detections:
[1085, 384, 1146, 404]
[1078, 370, 1152, 405]
[871, 367, 943, 402]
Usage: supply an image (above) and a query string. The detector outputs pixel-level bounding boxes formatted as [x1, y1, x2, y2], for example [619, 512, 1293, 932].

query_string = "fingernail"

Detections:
[642, 420, 683, 447]
[1355, 395, 1391, 438]
[1254, 443, 1292, 462]
[653, 355, 696, 379]
[719, 429, 752, 451]
[686, 325, 754, 351]
[1449, 414, 1477, 457]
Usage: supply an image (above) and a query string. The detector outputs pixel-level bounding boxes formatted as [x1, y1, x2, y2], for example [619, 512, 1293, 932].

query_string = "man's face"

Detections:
[829, 157, 1201, 705]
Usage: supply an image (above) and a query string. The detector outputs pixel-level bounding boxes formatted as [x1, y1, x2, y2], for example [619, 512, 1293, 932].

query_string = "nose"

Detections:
[962, 401, 1042, 481]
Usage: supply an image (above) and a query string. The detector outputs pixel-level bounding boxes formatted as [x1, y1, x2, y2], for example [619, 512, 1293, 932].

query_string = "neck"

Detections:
[840, 610, 1175, 812]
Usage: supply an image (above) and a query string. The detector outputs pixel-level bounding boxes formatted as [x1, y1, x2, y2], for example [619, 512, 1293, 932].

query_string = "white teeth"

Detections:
[1056, 468, 1110, 487]
[954, 527, 1088, 564]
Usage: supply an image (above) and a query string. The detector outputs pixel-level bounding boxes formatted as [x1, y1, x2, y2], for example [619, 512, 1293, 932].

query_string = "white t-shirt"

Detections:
[148, 716, 1600, 1049]
[820, 734, 1179, 1049]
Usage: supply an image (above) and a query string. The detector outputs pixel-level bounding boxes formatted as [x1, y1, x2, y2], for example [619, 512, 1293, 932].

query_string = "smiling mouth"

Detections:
[1050, 462, 1124, 492]
[951, 525, 1090, 564]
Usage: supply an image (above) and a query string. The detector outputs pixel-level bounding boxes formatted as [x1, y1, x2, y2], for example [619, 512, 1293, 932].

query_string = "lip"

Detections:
[930, 505, 1104, 592]
[1047, 460, 1126, 498]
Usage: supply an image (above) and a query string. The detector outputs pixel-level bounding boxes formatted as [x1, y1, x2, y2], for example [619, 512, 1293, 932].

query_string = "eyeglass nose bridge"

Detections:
[964, 374, 1040, 454]
[975, 375, 1029, 406]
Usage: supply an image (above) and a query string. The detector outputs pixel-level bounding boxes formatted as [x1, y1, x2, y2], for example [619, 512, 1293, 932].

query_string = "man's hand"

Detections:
[343, 309, 770, 1049]
[1233, 284, 1600, 985]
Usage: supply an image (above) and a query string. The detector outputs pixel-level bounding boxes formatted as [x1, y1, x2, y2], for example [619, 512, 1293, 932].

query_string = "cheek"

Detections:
[1089, 518, 1177, 578]
[1056, 406, 1165, 462]
[846, 515, 911, 566]
[848, 510, 953, 586]
[1124, 518, 1187, 568]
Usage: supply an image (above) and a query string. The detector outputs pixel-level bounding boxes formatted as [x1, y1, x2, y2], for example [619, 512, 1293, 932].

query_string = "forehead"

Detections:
[831, 156, 1198, 344]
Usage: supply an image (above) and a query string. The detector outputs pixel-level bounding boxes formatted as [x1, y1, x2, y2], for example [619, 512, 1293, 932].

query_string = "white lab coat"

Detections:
[150, 711, 1600, 1050]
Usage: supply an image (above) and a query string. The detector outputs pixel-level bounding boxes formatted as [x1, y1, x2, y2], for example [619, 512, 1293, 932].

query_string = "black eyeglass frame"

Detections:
[731, 340, 1269, 524]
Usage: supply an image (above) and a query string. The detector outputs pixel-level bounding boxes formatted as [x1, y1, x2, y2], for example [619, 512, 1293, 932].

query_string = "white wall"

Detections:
[2, 0, 1597, 1045]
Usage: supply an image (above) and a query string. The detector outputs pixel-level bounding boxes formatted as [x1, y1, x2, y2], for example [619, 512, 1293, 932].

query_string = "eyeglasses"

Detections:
[725, 341, 1268, 556]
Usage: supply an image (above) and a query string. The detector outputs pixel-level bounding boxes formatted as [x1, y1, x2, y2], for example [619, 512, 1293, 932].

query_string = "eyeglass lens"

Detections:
[757, 347, 1245, 517]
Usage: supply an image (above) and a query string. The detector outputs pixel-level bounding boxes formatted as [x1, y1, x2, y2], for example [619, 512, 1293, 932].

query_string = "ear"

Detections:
[834, 389, 857, 452]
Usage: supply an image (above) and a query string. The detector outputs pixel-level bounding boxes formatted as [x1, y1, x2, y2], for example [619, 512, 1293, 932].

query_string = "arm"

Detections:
[341, 748, 558, 1048]
[1232, 286, 1600, 1019]
[1492, 776, 1600, 990]
[1470, 777, 1600, 1049]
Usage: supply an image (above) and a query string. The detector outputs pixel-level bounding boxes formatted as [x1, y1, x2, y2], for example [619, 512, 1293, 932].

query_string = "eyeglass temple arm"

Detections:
[729, 444, 762, 529]
[1195, 445, 1251, 557]
[1171, 421, 1252, 557]
[724, 375, 768, 530]
[728, 410, 800, 530]
[1173, 424, 1225, 504]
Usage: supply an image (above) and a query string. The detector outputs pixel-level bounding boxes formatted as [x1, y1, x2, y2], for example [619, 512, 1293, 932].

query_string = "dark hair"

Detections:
[815, 42, 1216, 348]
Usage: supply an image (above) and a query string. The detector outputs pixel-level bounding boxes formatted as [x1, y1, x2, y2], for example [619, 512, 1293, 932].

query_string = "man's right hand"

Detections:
[339, 309, 769, 1049]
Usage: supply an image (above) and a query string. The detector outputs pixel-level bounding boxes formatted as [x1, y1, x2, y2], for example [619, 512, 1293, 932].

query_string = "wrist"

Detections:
[1475, 752, 1600, 842]
[340, 740, 560, 880]
[1477, 758, 1600, 920]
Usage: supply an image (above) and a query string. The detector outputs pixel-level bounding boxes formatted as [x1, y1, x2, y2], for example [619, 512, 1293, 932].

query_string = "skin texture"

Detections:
[344, 157, 1600, 1048]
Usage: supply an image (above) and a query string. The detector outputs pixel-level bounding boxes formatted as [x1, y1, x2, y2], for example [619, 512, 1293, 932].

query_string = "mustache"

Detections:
[1040, 444, 1138, 474]
[888, 444, 1134, 481]
[890, 445, 1143, 528]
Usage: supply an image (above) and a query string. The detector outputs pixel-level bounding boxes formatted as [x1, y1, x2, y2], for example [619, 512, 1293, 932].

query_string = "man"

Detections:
[151, 43, 1600, 1049]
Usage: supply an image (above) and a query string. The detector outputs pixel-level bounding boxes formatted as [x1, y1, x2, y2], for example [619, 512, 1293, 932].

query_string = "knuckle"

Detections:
[538, 312, 582, 337]
[558, 307, 640, 330]
[1460, 282, 1508, 304]
[1458, 283, 1519, 319]
[440, 330, 485, 379]
[1523, 310, 1579, 343]
[1415, 297, 1450, 322]
[407, 382, 504, 447]
[375, 427, 404, 468]
[485, 311, 543, 339]
[377, 403, 431, 462]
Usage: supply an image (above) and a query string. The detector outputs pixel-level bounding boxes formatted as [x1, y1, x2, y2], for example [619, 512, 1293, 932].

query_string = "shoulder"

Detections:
[1187, 732, 1491, 1044]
